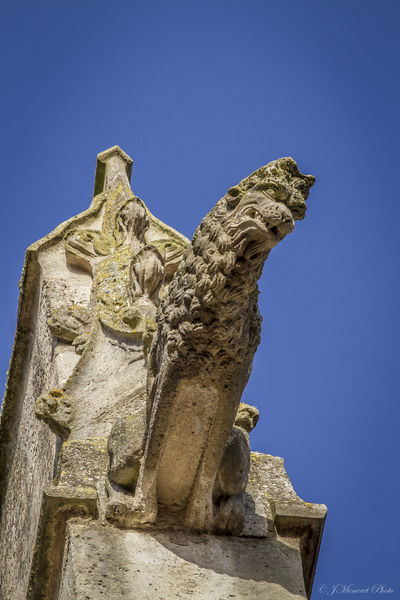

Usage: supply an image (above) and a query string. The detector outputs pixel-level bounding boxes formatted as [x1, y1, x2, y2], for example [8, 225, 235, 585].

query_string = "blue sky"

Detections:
[1, 0, 399, 596]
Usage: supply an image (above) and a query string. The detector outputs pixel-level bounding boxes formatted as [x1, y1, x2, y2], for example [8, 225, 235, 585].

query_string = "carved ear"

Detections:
[226, 186, 241, 209]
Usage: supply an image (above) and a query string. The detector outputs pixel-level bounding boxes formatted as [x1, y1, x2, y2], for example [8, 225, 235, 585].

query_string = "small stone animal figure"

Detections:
[106, 157, 314, 533]
[212, 402, 259, 534]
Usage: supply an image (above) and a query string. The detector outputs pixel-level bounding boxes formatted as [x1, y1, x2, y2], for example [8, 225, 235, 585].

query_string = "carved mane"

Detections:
[151, 157, 314, 377]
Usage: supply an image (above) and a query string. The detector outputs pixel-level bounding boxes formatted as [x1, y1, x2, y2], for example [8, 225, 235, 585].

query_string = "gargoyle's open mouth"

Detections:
[242, 207, 281, 238]
[227, 202, 295, 261]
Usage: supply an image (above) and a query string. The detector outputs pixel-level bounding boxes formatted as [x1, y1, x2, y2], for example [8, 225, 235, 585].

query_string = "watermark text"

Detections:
[318, 584, 394, 596]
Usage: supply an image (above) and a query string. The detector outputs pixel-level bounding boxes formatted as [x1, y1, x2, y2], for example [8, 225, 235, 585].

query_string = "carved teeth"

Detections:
[243, 208, 280, 237]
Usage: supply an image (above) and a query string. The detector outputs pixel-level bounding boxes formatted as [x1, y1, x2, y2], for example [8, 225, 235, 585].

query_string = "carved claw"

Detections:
[34, 388, 72, 438]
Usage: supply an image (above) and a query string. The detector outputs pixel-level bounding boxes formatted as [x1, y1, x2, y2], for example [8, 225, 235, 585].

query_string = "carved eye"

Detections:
[254, 182, 279, 198]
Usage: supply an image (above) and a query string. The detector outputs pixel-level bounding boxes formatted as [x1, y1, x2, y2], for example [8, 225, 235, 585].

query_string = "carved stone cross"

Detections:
[36, 147, 188, 441]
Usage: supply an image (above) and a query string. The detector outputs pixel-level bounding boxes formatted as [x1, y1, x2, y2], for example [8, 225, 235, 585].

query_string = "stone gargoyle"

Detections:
[105, 157, 315, 533]
[34, 148, 314, 535]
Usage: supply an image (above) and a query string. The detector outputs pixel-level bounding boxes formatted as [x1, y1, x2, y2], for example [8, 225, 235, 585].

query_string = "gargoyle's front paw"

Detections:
[184, 496, 214, 533]
[105, 493, 158, 529]
[213, 495, 245, 535]
[34, 388, 72, 438]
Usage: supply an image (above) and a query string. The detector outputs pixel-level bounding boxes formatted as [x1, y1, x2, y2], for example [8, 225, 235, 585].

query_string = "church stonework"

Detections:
[0, 147, 326, 599]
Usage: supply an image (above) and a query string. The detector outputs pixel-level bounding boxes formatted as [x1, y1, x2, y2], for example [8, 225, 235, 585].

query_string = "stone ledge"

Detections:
[26, 452, 325, 599]
[247, 452, 327, 598]
[59, 521, 308, 600]
[27, 486, 98, 600]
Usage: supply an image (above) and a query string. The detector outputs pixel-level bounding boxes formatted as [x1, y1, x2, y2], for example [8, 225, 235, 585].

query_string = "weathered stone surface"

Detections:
[107, 412, 147, 489]
[25, 453, 326, 600]
[246, 453, 327, 597]
[59, 522, 307, 600]
[0, 146, 324, 600]
[28, 485, 98, 600]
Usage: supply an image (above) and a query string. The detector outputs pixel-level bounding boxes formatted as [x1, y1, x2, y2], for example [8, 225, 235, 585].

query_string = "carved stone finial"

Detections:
[93, 145, 133, 196]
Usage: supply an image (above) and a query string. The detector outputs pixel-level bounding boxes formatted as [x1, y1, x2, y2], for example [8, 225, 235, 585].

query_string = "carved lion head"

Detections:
[217, 158, 315, 260]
